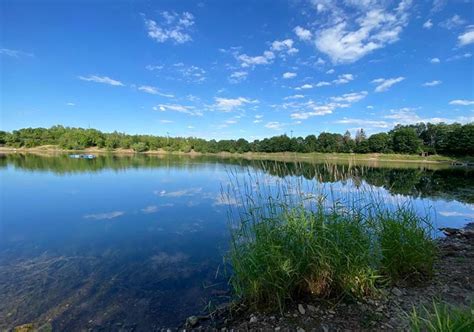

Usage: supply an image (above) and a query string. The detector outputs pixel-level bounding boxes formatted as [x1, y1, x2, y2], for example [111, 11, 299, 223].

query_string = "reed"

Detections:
[225, 162, 437, 310]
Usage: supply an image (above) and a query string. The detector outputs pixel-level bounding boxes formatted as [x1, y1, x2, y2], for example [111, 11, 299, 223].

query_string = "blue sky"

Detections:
[1, 0, 473, 140]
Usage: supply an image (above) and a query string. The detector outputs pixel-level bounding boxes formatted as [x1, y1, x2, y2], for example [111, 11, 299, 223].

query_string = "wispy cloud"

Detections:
[430, 57, 440, 64]
[138, 85, 174, 97]
[229, 71, 248, 83]
[78, 75, 124, 86]
[423, 19, 433, 29]
[422, 80, 442, 87]
[84, 211, 124, 220]
[458, 26, 474, 46]
[449, 99, 474, 106]
[213, 97, 257, 112]
[439, 14, 466, 30]
[143, 11, 195, 44]
[371, 77, 405, 92]
[153, 103, 202, 116]
[289, 91, 367, 120]
[282, 72, 297, 79]
[0, 48, 34, 58]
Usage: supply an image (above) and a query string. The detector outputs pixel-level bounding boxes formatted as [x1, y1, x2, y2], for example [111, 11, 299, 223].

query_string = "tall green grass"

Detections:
[225, 163, 436, 310]
[409, 301, 474, 332]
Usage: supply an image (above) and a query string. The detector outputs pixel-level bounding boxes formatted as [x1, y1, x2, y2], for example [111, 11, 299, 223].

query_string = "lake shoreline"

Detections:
[0, 145, 469, 165]
[188, 225, 474, 331]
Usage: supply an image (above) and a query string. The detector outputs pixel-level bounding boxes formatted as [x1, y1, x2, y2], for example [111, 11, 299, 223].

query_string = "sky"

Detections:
[1, 0, 473, 140]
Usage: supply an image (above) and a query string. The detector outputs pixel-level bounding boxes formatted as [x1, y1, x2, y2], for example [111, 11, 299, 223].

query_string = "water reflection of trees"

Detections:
[254, 161, 474, 204]
[2, 153, 473, 204]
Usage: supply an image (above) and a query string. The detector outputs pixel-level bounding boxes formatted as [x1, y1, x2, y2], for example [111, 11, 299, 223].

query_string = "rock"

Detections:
[307, 304, 317, 312]
[392, 287, 403, 297]
[249, 314, 258, 324]
[320, 324, 329, 332]
[186, 316, 199, 327]
[275, 327, 281, 331]
[296, 328, 305, 332]
[298, 304, 306, 315]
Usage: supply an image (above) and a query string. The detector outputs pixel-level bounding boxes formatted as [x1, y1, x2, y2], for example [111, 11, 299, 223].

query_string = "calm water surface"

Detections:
[1, 154, 473, 330]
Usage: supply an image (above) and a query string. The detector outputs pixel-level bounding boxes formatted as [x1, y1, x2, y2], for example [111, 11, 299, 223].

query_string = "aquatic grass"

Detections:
[225, 162, 438, 311]
[377, 207, 437, 282]
[408, 301, 474, 332]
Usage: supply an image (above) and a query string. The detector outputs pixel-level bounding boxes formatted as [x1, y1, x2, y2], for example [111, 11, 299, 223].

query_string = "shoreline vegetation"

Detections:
[187, 167, 474, 330]
[1, 145, 472, 165]
[0, 123, 473, 163]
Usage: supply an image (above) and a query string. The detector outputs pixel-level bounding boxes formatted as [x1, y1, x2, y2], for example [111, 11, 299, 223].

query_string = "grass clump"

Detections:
[409, 301, 474, 332]
[377, 208, 437, 282]
[226, 164, 436, 310]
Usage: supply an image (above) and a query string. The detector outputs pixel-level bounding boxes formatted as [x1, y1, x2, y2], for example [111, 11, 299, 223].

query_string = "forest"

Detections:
[0, 122, 473, 156]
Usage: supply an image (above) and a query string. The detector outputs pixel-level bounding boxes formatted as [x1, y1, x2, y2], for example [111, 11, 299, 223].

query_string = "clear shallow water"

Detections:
[1, 154, 473, 330]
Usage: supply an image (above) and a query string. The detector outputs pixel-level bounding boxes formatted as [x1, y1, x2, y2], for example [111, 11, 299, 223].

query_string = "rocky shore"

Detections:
[183, 224, 474, 331]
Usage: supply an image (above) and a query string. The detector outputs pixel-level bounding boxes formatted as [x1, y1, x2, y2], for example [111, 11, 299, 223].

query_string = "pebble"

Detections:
[307, 304, 317, 312]
[296, 328, 305, 332]
[392, 287, 403, 297]
[298, 304, 306, 315]
[249, 315, 258, 324]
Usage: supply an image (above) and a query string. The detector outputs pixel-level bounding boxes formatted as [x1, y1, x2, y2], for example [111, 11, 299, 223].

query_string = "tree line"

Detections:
[0, 122, 472, 156]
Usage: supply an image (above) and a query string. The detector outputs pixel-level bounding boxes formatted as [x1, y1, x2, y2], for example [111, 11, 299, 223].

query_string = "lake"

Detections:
[1, 153, 473, 330]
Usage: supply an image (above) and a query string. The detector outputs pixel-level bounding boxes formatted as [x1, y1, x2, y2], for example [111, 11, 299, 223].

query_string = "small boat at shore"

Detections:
[69, 154, 96, 159]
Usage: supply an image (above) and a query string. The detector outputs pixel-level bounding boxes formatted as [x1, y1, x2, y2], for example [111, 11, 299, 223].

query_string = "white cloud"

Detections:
[458, 27, 474, 46]
[0, 48, 34, 57]
[371, 76, 405, 92]
[284, 94, 305, 100]
[294, 26, 312, 41]
[66, 102, 75, 106]
[439, 14, 466, 30]
[449, 99, 474, 106]
[326, 69, 335, 74]
[423, 19, 433, 29]
[283, 72, 297, 79]
[447, 52, 472, 61]
[316, 81, 331, 87]
[138, 85, 174, 97]
[78, 75, 124, 86]
[144, 12, 194, 44]
[271, 39, 298, 55]
[314, 2, 412, 64]
[229, 71, 248, 83]
[160, 120, 173, 124]
[153, 103, 202, 116]
[422, 80, 442, 87]
[295, 83, 313, 90]
[430, 57, 440, 64]
[172, 63, 206, 83]
[335, 118, 389, 128]
[84, 211, 124, 220]
[237, 51, 275, 68]
[332, 73, 354, 84]
[331, 91, 368, 103]
[142, 205, 159, 214]
[384, 107, 474, 125]
[289, 91, 367, 120]
[213, 97, 257, 112]
[265, 121, 285, 130]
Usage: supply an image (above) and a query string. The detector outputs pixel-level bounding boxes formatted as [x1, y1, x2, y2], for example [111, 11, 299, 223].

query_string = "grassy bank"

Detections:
[1, 145, 471, 165]
[225, 167, 437, 311]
